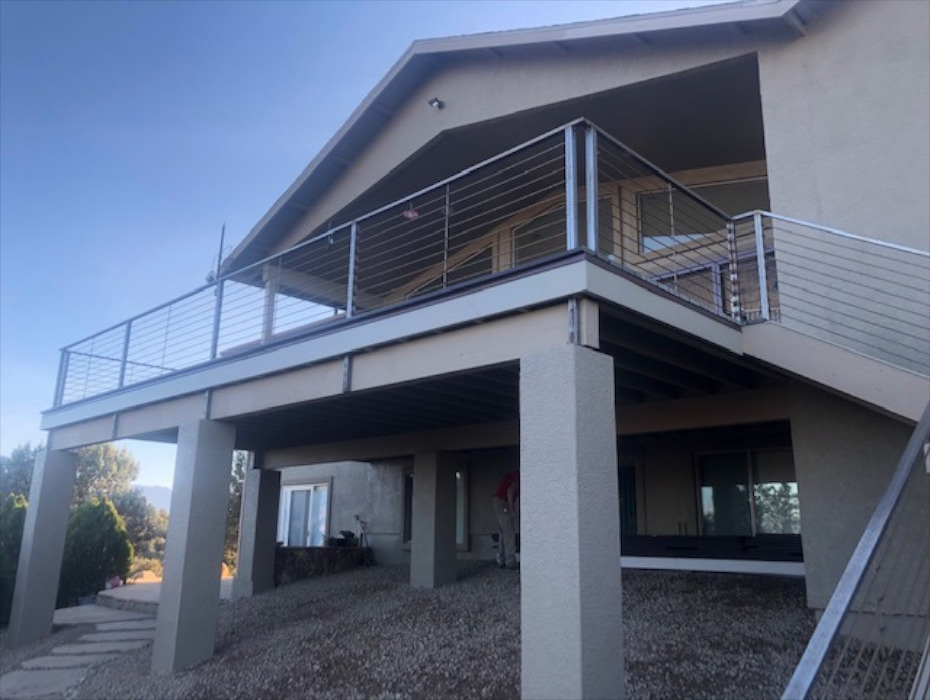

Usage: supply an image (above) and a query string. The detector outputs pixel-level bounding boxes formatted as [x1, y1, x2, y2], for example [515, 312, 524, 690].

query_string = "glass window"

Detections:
[512, 197, 613, 263]
[640, 179, 769, 252]
[753, 451, 801, 534]
[278, 483, 329, 546]
[698, 448, 800, 537]
[699, 453, 752, 536]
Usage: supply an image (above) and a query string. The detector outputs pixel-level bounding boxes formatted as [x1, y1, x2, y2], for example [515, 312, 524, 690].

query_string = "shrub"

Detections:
[0, 493, 28, 626]
[57, 498, 133, 607]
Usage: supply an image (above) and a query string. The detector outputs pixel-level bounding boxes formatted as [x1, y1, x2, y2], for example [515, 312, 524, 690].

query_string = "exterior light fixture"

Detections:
[428, 97, 444, 110]
[402, 204, 420, 220]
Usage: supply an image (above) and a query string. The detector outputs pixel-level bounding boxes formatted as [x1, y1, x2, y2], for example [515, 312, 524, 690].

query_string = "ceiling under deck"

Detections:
[230, 307, 784, 453]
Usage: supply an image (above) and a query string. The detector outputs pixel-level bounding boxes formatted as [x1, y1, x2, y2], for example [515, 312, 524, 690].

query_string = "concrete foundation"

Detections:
[410, 451, 457, 588]
[520, 345, 623, 700]
[8, 449, 77, 647]
[233, 466, 281, 599]
[151, 420, 235, 674]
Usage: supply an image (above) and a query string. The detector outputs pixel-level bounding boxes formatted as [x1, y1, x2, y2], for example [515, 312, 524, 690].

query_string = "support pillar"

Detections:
[520, 345, 623, 700]
[8, 449, 76, 646]
[152, 420, 235, 674]
[410, 451, 457, 588]
[232, 462, 280, 599]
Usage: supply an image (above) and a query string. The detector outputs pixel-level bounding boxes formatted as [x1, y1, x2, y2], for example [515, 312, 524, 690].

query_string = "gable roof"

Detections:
[224, 0, 813, 272]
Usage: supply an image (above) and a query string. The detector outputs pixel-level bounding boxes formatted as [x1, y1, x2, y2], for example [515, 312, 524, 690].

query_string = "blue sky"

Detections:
[0, 0, 726, 487]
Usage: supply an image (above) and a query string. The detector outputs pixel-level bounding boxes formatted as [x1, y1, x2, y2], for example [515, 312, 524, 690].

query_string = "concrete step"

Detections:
[95, 619, 157, 632]
[0, 668, 87, 699]
[93, 590, 158, 616]
[80, 630, 156, 642]
[21, 654, 118, 669]
[52, 641, 149, 655]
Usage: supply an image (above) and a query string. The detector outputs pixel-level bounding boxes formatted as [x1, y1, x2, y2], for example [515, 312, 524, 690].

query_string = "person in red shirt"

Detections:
[492, 470, 520, 569]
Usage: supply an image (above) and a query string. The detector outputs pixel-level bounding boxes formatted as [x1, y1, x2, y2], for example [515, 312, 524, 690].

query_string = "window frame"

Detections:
[277, 478, 333, 547]
[694, 447, 799, 538]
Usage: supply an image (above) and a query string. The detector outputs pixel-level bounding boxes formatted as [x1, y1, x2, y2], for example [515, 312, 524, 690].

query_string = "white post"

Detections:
[152, 420, 235, 674]
[8, 449, 77, 646]
[520, 345, 623, 700]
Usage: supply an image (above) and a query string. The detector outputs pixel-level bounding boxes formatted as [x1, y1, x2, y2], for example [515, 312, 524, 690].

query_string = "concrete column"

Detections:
[152, 420, 236, 674]
[520, 345, 623, 700]
[8, 449, 76, 647]
[232, 465, 281, 599]
[410, 451, 457, 588]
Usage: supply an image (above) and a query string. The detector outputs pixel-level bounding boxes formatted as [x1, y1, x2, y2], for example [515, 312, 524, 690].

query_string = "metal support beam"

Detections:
[753, 212, 771, 321]
[118, 321, 132, 388]
[209, 280, 224, 360]
[584, 126, 599, 253]
[346, 222, 358, 317]
[564, 126, 578, 250]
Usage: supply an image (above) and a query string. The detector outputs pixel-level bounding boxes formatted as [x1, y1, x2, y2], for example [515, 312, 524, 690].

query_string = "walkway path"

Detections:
[0, 606, 155, 700]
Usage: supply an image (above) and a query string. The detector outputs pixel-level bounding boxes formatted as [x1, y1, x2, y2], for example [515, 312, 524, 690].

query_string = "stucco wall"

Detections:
[758, 0, 930, 249]
[278, 460, 409, 565]
[275, 34, 771, 254]
[790, 385, 913, 610]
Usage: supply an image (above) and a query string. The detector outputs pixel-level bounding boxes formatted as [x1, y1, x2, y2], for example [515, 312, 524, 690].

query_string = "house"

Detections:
[9, 1, 929, 698]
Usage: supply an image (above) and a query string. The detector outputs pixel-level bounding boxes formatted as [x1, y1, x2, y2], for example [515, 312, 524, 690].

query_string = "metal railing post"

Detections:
[442, 184, 451, 288]
[564, 125, 578, 250]
[726, 221, 741, 322]
[346, 222, 358, 317]
[209, 279, 224, 360]
[53, 350, 70, 407]
[261, 262, 278, 343]
[117, 321, 132, 388]
[584, 124, 598, 253]
[753, 211, 771, 321]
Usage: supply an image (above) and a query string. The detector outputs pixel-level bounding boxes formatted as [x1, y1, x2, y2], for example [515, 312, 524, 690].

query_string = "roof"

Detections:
[224, 0, 813, 271]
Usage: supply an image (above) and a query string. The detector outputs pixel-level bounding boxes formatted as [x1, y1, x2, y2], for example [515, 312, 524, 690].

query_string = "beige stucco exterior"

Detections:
[758, 0, 930, 249]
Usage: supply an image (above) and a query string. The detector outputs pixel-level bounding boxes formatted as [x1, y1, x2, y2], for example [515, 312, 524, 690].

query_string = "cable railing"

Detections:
[732, 212, 930, 377]
[783, 403, 930, 699]
[51, 119, 930, 407]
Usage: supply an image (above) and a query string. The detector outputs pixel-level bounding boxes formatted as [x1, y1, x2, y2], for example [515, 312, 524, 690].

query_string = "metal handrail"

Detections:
[782, 401, 930, 699]
[732, 210, 930, 258]
[52, 118, 928, 407]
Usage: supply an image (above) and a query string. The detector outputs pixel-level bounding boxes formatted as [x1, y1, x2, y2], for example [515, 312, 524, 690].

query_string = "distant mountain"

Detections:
[138, 485, 172, 512]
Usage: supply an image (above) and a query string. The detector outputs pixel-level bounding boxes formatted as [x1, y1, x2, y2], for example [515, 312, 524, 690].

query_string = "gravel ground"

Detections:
[7, 562, 815, 699]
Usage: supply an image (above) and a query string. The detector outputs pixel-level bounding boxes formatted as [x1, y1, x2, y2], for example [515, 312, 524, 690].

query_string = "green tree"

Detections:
[222, 451, 247, 574]
[57, 498, 133, 607]
[110, 488, 168, 560]
[0, 494, 29, 626]
[0, 444, 40, 500]
[72, 444, 139, 506]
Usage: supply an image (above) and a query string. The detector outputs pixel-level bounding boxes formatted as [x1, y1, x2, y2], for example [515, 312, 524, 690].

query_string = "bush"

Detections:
[0, 493, 28, 626]
[57, 498, 133, 607]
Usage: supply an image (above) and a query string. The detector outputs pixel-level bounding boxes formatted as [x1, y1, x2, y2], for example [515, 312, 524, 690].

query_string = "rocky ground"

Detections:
[3, 562, 815, 699]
